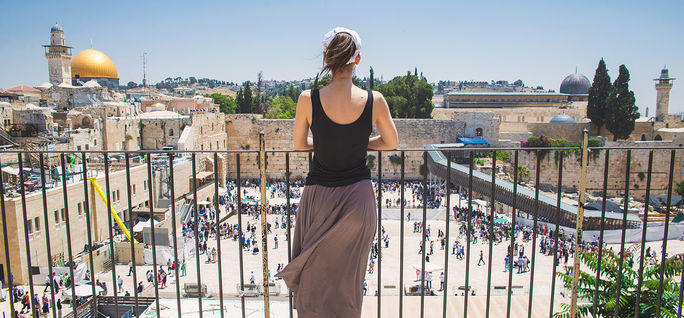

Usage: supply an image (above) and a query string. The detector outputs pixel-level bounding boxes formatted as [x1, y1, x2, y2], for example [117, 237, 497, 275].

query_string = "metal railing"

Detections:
[0, 131, 683, 318]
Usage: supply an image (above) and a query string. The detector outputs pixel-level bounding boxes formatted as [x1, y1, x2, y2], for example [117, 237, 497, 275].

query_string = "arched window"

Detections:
[476, 128, 483, 137]
[169, 129, 174, 136]
[654, 135, 662, 141]
[640, 134, 646, 141]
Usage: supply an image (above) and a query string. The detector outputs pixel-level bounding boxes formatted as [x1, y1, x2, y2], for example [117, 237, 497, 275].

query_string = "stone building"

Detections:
[136, 110, 191, 150]
[439, 72, 590, 124]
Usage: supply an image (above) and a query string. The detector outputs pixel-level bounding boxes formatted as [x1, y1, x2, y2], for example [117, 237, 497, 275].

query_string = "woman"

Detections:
[275, 27, 398, 317]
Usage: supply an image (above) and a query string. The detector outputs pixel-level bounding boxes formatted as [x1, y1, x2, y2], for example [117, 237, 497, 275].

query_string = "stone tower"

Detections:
[654, 67, 675, 121]
[43, 23, 72, 85]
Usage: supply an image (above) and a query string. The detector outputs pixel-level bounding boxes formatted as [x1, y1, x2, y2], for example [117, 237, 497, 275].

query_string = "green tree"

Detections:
[286, 85, 302, 102]
[516, 165, 530, 183]
[309, 74, 332, 89]
[675, 180, 684, 197]
[369, 67, 375, 89]
[127, 81, 137, 89]
[605, 65, 640, 141]
[210, 93, 237, 114]
[266, 96, 297, 119]
[237, 82, 255, 113]
[189, 77, 197, 84]
[553, 249, 682, 318]
[310, 74, 361, 89]
[587, 59, 613, 135]
[376, 69, 434, 118]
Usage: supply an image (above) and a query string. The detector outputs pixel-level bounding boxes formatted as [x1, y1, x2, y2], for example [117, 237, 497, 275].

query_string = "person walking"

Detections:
[478, 250, 485, 266]
[275, 26, 398, 318]
[439, 272, 445, 291]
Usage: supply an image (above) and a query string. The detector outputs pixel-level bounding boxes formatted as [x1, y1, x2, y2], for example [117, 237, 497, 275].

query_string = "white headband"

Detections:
[322, 27, 362, 65]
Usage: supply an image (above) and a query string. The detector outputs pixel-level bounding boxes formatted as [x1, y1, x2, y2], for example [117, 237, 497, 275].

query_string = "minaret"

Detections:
[654, 67, 675, 121]
[43, 22, 72, 85]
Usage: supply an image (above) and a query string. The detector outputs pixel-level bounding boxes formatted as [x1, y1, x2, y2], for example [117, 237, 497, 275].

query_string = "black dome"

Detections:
[51, 23, 63, 33]
[560, 73, 591, 95]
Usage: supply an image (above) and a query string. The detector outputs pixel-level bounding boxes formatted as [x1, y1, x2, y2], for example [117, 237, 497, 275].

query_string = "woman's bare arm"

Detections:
[368, 92, 398, 150]
[293, 90, 314, 150]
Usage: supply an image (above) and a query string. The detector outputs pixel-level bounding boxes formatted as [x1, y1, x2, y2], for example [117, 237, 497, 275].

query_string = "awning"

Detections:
[457, 137, 490, 145]
[132, 219, 159, 232]
[412, 263, 443, 273]
[1, 166, 19, 175]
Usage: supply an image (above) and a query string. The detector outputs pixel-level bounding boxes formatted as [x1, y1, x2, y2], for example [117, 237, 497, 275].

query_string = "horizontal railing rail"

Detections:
[0, 137, 682, 318]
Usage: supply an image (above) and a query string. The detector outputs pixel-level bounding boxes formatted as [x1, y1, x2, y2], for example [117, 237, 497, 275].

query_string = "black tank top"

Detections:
[305, 88, 373, 187]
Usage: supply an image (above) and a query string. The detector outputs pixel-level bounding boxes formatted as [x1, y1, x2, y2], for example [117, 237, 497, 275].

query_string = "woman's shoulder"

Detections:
[298, 89, 313, 102]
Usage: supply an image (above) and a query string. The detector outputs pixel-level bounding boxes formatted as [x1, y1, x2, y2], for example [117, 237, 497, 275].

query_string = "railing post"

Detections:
[570, 129, 589, 316]
[259, 132, 271, 317]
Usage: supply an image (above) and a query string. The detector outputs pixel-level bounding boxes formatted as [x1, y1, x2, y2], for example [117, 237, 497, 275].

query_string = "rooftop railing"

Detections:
[0, 132, 682, 318]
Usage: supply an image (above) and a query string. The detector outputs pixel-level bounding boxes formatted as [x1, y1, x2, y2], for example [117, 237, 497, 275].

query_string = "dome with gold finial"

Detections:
[71, 45, 118, 79]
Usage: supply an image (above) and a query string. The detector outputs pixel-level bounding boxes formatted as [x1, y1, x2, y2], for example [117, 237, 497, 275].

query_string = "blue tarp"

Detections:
[457, 137, 490, 145]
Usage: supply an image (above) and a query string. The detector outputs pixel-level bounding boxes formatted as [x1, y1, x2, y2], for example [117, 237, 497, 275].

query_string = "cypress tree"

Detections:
[587, 59, 613, 135]
[369, 67, 375, 89]
[605, 64, 640, 141]
[242, 82, 254, 113]
[236, 88, 244, 113]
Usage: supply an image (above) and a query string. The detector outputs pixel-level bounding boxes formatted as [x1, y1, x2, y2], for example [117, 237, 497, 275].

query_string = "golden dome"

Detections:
[71, 48, 118, 79]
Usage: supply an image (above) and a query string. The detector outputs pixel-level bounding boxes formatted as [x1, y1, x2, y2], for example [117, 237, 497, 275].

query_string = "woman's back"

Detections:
[305, 85, 373, 186]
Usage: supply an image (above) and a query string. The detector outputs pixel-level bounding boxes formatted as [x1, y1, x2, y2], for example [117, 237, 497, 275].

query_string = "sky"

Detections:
[1, 0, 683, 115]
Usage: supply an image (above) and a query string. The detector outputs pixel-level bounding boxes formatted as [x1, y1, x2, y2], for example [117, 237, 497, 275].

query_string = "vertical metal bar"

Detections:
[506, 151, 519, 318]
[38, 153, 57, 318]
[166, 152, 182, 318]
[213, 152, 225, 318]
[442, 151, 451, 318]
[377, 150, 382, 318]
[655, 150, 676, 317]
[526, 151, 542, 318]
[485, 150, 496, 318]
[592, 149, 610, 316]
[399, 151, 405, 318]
[59, 154, 78, 317]
[81, 152, 97, 304]
[103, 153, 120, 318]
[678, 249, 684, 318]
[570, 130, 589, 317]
[124, 153, 141, 317]
[548, 153, 564, 317]
[18, 153, 37, 318]
[236, 153, 246, 318]
[463, 151, 474, 318]
[420, 151, 428, 318]
[145, 153, 161, 317]
[634, 150, 654, 318]
[285, 152, 294, 318]
[258, 133, 271, 317]
[0, 155, 15, 314]
[614, 150, 631, 318]
[191, 153, 203, 317]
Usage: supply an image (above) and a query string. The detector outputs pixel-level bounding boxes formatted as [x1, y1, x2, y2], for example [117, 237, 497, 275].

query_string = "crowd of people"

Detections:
[10, 177, 676, 316]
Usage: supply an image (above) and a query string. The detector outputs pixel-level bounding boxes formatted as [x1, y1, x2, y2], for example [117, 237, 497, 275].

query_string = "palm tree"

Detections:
[553, 248, 682, 317]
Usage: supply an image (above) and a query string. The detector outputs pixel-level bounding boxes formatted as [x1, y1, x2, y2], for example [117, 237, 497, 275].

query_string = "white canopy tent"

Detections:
[132, 219, 160, 232]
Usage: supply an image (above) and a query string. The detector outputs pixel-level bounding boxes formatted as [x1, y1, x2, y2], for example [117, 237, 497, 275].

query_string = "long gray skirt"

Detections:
[275, 179, 377, 318]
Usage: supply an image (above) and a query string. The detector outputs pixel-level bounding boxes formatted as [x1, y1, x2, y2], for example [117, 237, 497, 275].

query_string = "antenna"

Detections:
[142, 51, 147, 96]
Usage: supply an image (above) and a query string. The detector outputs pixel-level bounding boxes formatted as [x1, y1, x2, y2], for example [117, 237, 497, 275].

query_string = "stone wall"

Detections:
[516, 140, 684, 200]
[224, 114, 468, 180]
